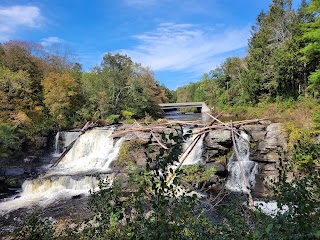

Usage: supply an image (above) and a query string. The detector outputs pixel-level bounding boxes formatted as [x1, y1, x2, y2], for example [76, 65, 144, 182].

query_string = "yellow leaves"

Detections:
[0, 67, 32, 97]
[11, 111, 32, 125]
[34, 106, 44, 112]
[0, 67, 34, 124]
[42, 70, 79, 122]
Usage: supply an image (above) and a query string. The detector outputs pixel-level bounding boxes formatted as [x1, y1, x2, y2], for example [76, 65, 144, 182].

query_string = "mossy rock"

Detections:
[116, 138, 146, 168]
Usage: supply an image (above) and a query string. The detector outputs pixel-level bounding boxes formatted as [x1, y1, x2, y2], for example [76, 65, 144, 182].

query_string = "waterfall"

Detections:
[181, 132, 204, 165]
[225, 131, 258, 192]
[52, 131, 80, 157]
[0, 127, 124, 215]
[53, 132, 60, 156]
[62, 131, 81, 148]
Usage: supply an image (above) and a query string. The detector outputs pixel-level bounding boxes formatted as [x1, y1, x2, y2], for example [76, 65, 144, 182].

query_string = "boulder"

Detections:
[252, 151, 280, 163]
[204, 129, 232, 148]
[265, 123, 288, 150]
[34, 136, 47, 148]
[240, 124, 268, 142]
[205, 162, 226, 174]
[260, 163, 277, 172]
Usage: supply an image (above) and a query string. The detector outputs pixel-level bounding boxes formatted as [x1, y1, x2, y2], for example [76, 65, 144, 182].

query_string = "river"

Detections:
[0, 115, 206, 236]
[164, 110, 212, 123]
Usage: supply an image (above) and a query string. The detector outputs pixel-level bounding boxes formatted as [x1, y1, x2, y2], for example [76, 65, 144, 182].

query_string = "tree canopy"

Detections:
[0, 42, 167, 157]
[176, 0, 320, 106]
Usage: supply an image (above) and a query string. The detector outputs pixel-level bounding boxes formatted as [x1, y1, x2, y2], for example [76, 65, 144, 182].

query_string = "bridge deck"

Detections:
[159, 102, 210, 112]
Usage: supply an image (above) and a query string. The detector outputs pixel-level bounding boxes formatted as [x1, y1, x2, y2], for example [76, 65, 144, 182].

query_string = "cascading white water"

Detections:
[52, 131, 81, 157]
[181, 132, 204, 165]
[53, 132, 60, 156]
[50, 128, 124, 176]
[0, 127, 124, 215]
[225, 131, 258, 192]
[62, 131, 81, 148]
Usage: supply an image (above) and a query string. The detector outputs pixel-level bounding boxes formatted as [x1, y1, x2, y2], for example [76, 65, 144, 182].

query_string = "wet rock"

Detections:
[205, 162, 226, 174]
[240, 124, 267, 142]
[253, 173, 277, 198]
[34, 136, 48, 148]
[0, 179, 9, 192]
[5, 168, 24, 176]
[0, 158, 10, 165]
[23, 156, 38, 163]
[203, 149, 220, 160]
[260, 163, 277, 172]
[204, 129, 232, 148]
[256, 124, 288, 155]
[252, 151, 280, 163]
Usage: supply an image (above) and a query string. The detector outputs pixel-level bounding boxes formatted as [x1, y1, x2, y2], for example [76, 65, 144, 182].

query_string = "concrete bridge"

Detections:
[159, 102, 211, 113]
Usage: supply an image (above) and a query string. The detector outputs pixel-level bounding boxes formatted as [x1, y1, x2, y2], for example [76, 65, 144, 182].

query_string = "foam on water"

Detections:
[225, 131, 258, 192]
[0, 127, 122, 215]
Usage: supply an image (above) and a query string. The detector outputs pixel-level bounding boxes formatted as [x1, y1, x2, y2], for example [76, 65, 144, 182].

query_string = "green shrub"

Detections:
[15, 213, 55, 240]
[121, 110, 134, 120]
[292, 132, 320, 171]
[255, 165, 320, 239]
[76, 130, 214, 239]
[312, 109, 320, 130]
[106, 114, 120, 124]
[0, 123, 21, 157]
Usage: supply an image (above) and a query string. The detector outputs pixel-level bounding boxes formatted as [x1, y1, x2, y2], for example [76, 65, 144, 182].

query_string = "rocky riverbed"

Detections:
[0, 120, 290, 236]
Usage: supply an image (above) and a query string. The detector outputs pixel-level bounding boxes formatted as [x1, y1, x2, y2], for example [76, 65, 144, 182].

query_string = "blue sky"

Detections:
[0, 0, 301, 89]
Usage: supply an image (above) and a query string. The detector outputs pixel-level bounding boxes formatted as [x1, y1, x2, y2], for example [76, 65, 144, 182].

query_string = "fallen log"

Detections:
[50, 121, 97, 168]
[167, 112, 223, 184]
[135, 120, 168, 150]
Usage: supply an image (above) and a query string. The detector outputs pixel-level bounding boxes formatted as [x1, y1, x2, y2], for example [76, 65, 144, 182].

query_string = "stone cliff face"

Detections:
[202, 121, 289, 197]
[115, 121, 289, 198]
[2, 122, 290, 199]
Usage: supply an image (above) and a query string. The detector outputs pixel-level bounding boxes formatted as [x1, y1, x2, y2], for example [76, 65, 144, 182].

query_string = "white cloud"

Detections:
[40, 37, 65, 46]
[121, 22, 250, 75]
[0, 5, 42, 42]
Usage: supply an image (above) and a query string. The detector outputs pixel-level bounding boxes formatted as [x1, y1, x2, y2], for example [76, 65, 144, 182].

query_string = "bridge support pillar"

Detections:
[201, 103, 211, 113]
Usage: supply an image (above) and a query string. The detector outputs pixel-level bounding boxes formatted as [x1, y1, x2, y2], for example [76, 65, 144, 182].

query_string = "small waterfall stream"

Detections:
[0, 127, 124, 215]
[52, 131, 81, 157]
[181, 131, 205, 165]
[53, 132, 60, 156]
[225, 131, 258, 192]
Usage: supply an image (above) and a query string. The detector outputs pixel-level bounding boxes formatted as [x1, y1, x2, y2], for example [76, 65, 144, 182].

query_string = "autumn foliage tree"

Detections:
[42, 70, 80, 127]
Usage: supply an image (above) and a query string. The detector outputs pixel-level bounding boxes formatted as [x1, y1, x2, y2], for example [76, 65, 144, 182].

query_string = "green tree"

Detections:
[244, 0, 296, 102]
[100, 53, 134, 113]
[80, 53, 163, 120]
[300, 0, 320, 96]
[79, 70, 111, 120]
[125, 65, 163, 118]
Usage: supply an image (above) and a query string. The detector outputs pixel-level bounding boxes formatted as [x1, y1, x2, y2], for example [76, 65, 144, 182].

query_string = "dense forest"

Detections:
[0, 0, 319, 239]
[0, 0, 319, 160]
[0, 43, 175, 157]
[177, 0, 319, 109]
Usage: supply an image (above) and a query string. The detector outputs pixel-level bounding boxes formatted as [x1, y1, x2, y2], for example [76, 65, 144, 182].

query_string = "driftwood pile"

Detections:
[112, 112, 268, 207]
[50, 114, 269, 207]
